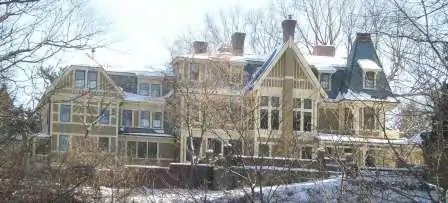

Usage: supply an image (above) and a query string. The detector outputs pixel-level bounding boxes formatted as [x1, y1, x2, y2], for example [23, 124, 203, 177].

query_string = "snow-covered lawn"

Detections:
[95, 173, 445, 203]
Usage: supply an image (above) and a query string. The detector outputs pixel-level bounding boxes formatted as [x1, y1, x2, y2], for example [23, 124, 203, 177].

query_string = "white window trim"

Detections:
[152, 112, 163, 129]
[127, 140, 159, 159]
[363, 70, 378, 90]
[258, 96, 281, 131]
[122, 109, 133, 127]
[319, 73, 332, 91]
[138, 83, 151, 96]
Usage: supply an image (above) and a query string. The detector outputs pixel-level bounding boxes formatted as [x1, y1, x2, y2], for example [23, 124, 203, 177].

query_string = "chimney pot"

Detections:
[231, 32, 246, 56]
[192, 41, 208, 54]
[312, 45, 336, 57]
[282, 15, 297, 43]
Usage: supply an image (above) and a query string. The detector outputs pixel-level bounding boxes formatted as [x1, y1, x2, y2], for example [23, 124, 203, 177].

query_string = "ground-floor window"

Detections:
[301, 146, 313, 159]
[34, 139, 50, 155]
[59, 135, 69, 152]
[259, 144, 270, 157]
[98, 137, 116, 153]
[208, 138, 222, 156]
[127, 140, 158, 159]
[226, 140, 243, 155]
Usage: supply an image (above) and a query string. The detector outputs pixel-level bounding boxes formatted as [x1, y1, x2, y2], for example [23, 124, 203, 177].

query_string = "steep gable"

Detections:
[243, 39, 327, 97]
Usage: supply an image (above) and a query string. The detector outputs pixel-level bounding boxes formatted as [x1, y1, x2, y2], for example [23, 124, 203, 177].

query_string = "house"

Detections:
[171, 17, 421, 167]
[36, 17, 421, 168]
[36, 65, 178, 166]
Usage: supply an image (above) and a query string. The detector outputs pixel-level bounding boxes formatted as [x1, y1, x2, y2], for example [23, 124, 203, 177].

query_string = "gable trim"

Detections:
[252, 39, 328, 98]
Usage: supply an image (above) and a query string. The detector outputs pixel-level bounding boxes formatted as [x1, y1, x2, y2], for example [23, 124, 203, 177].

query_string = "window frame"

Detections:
[363, 71, 377, 89]
[151, 84, 161, 97]
[87, 71, 98, 90]
[59, 134, 69, 152]
[319, 73, 331, 90]
[292, 98, 313, 132]
[140, 111, 150, 128]
[75, 70, 86, 89]
[99, 107, 110, 125]
[152, 112, 163, 129]
[98, 137, 109, 152]
[59, 104, 71, 122]
[122, 109, 133, 127]
[138, 83, 150, 96]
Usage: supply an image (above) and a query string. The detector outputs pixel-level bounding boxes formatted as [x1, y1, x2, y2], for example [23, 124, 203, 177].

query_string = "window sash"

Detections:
[137, 142, 147, 158]
[271, 97, 280, 107]
[75, 70, 85, 89]
[148, 142, 158, 158]
[271, 110, 279, 130]
[259, 96, 269, 106]
[122, 110, 133, 127]
[303, 112, 312, 131]
[60, 104, 71, 122]
[320, 73, 330, 90]
[259, 109, 268, 129]
[140, 111, 150, 128]
[365, 72, 375, 88]
[152, 112, 162, 128]
[151, 84, 161, 97]
[139, 83, 150, 95]
[99, 109, 110, 124]
[127, 141, 136, 157]
[293, 111, 301, 131]
[59, 135, 69, 152]
[87, 71, 98, 90]
[99, 137, 109, 152]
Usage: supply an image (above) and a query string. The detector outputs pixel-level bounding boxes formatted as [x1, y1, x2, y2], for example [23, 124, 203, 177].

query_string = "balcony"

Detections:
[119, 126, 167, 136]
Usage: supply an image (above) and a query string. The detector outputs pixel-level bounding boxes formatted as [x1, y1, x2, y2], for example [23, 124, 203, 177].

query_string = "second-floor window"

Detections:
[190, 63, 199, 81]
[60, 104, 71, 122]
[364, 71, 376, 89]
[152, 112, 162, 128]
[320, 73, 331, 90]
[99, 108, 110, 124]
[364, 107, 376, 130]
[139, 83, 150, 96]
[122, 110, 133, 127]
[151, 84, 161, 97]
[140, 111, 150, 128]
[75, 70, 98, 90]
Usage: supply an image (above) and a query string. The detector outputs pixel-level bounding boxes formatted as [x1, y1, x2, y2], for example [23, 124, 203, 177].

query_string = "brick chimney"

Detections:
[231, 32, 246, 55]
[312, 45, 336, 57]
[192, 41, 208, 54]
[282, 15, 297, 43]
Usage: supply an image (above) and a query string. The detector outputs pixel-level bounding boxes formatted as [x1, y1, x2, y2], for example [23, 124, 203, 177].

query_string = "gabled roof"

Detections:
[36, 65, 124, 109]
[242, 39, 328, 98]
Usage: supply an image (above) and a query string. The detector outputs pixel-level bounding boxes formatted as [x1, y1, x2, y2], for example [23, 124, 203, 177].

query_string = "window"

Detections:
[260, 109, 268, 129]
[127, 141, 136, 157]
[99, 137, 109, 152]
[151, 84, 161, 97]
[139, 83, 150, 96]
[140, 111, 150, 128]
[344, 108, 353, 130]
[320, 73, 331, 90]
[259, 96, 269, 106]
[364, 71, 376, 89]
[228, 140, 242, 155]
[301, 147, 312, 159]
[304, 112, 312, 131]
[148, 142, 158, 158]
[75, 70, 85, 89]
[259, 144, 269, 157]
[137, 142, 147, 158]
[293, 111, 301, 131]
[152, 112, 162, 128]
[271, 110, 279, 130]
[59, 135, 69, 152]
[190, 63, 199, 80]
[304, 99, 312, 109]
[99, 108, 110, 124]
[271, 97, 280, 107]
[364, 107, 375, 130]
[122, 110, 133, 127]
[208, 138, 222, 156]
[87, 71, 98, 90]
[294, 98, 301, 108]
[60, 104, 71, 122]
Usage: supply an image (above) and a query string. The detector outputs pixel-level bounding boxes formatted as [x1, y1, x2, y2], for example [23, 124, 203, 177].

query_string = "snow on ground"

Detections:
[95, 172, 444, 203]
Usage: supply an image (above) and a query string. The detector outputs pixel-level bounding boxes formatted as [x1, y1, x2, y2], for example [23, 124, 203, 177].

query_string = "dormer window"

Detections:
[319, 73, 331, 90]
[364, 71, 376, 89]
[357, 59, 381, 90]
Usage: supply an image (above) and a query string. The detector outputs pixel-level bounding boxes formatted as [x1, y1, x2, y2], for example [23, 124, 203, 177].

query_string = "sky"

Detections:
[66, 0, 269, 72]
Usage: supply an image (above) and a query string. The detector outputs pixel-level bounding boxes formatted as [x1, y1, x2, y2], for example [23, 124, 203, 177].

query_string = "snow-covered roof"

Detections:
[357, 59, 382, 71]
[178, 53, 267, 63]
[305, 55, 346, 73]
[123, 90, 173, 102]
[123, 132, 175, 138]
[317, 134, 410, 145]
[328, 89, 398, 103]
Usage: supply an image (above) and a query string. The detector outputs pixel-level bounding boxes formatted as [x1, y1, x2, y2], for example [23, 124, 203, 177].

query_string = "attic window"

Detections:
[319, 73, 331, 90]
[364, 71, 376, 89]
